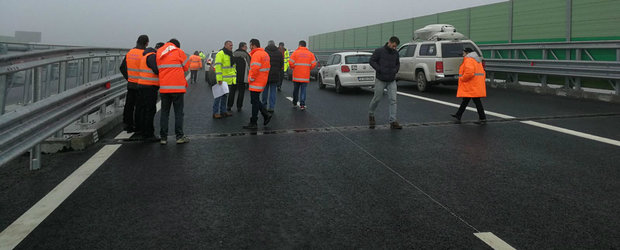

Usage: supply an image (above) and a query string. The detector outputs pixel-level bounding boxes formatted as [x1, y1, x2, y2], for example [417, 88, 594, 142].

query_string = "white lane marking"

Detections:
[0, 145, 122, 250]
[286, 97, 293, 101]
[474, 232, 516, 250]
[397, 91, 620, 147]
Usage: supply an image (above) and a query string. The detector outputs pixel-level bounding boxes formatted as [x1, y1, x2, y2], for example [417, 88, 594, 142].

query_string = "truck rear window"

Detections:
[345, 55, 371, 64]
[441, 43, 480, 58]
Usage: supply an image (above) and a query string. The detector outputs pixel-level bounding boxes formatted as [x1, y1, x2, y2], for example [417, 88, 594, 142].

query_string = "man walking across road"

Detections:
[213, 40, 236, 118]
[231, 42, 250, 112]
[368, 36, 402, 129]
[119, 34, 148, 133]
[289, 40, 316, 111]
[262, 40, 284, 113]
[277, 42, 289, 91]
[135, 42, 163, 141]
[451, 47, 487, 124]
[243, 39, 272, 130]
[157, 38, 190, 144]
[189, 51, 202, 84]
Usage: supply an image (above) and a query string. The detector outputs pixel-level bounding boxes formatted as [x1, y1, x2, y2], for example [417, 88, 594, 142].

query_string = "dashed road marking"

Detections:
[396, 91, 620, 147]
[0, 145, 122, 250]
[474, 232, 516, 250]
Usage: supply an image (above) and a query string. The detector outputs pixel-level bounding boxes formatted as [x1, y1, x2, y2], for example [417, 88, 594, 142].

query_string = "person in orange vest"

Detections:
[156, 38, 190, 144]
[452, 47, 487, 124]
[188, 51, 203, 84]
[135, 42, 164, 141]
[288, 40, 316, 111]
[119, 34, 148, 133]
[243, 39, 272, 130]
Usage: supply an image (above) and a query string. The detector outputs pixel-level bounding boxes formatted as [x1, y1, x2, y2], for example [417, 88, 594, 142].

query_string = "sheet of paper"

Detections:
[212, 81, 230, 98]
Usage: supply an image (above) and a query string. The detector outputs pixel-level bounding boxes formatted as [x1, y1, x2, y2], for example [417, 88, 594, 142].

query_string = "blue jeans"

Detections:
[292, 81, 307, 106]
[261, 82, 277, 109]
[213, 94, 228, 115]
[160, 93, 184, 139]
[368, 79, 397, 123]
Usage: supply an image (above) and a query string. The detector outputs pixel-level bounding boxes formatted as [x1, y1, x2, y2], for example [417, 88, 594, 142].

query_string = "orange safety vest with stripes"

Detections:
[288, 47, 316, 83]
[189, 55, 203, 70]
[137, 52, 159, 86]
[125, 48, 144, 85]
[248, 47, 270, 92]
[156, 42, 189, 94]
[456, 54, 486, 98]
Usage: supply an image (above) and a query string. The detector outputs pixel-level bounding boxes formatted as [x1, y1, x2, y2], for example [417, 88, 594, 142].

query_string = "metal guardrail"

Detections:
[0, 41, 82, 55]
[0, 47, 128, 169]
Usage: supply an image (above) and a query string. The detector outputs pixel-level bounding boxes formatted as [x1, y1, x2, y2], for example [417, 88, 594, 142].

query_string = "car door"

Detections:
[328, 55, 342, 85]
[322, 55, 335, 84]
[398, 45, 417, 81]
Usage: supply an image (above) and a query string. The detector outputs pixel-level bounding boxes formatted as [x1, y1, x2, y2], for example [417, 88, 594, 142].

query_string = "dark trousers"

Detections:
[136, 85, 159, 137]
[292, 81, 308, 106]
[160, 93, 184, 139]
[123, 88, 139, 130]
[227, 83, 246, 110]
[250, 91, 268, 124]
[277, 70, 284, 88]
[455, 97, 486, 120]
[190, 70, 198, 83]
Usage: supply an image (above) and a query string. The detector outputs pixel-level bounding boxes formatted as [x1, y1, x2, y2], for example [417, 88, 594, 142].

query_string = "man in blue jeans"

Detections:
[262, 40, 283, 113]
[368, 36, 402, 129]
[289, 40, 316, 111]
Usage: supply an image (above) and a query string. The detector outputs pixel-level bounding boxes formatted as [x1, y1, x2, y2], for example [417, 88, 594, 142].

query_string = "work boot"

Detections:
[176, 136, 190, 144]
[160, 139, 167, 145]
[474, 119, 487, 125]
[224, 112, 233, 117]
[243, 123, 258, 130]
[300, 105, 306, 111]
[369, 116, 376, 128]
[267, 109, 275, 113]
[451, 114, 461, 124]
[263, 113, 272, 125]
[390, 121, 403, 129]
[213, 114, 222, 119]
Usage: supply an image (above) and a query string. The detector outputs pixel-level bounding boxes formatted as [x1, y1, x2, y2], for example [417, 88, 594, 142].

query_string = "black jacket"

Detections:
[370, 43, 400, 82]
[143, 47, 158, 75]
[265, 44, 284, 83]
[233, 49, 250, 84]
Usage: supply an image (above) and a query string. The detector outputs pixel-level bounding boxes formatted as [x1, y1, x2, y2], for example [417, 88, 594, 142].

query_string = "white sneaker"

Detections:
[176, 136, 190, 144]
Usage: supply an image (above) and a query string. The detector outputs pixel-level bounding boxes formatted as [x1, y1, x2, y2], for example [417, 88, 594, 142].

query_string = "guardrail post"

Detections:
[0, 75, 6, 115]
[541, 75, 548, 88]
[30, 144, 41, 170]
[24, 69, 32, 105]
[617, 49, 620, 61]
[58, 61, 67, 92]
[574, 77, 581, 91]
[99, 104, 107, 121]
[34, 67, 42, 103]
[576, 49, 582, 60]
[615, 80, 619, 95]
[489, 72, 495, 84]
[542, 49, 548, 60]
[82, 58, 90, 85]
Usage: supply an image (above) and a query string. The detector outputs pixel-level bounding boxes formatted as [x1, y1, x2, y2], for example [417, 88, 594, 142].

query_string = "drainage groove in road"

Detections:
[107, 112, 620, 143]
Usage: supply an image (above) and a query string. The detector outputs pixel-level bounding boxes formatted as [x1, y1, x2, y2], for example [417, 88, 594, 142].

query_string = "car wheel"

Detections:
[416, 71, 428, 92]
[318, 75, 326, 89]
[335, 78, 343, 94]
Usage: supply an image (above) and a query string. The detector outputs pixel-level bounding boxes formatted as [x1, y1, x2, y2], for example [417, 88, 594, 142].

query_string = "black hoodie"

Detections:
[369, 43, 400, 82]
[265, 44, 283, 83]
[142, 47, 158, 75]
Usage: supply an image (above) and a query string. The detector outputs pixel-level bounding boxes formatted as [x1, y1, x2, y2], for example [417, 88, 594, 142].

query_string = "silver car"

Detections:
[318, 52, 375, 93]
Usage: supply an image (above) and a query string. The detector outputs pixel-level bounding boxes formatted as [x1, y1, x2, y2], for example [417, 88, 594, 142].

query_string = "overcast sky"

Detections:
[1, 0, 506, 53]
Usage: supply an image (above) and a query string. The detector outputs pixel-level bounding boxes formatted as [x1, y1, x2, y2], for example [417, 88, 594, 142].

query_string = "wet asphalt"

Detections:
[1, 71, 619, 249]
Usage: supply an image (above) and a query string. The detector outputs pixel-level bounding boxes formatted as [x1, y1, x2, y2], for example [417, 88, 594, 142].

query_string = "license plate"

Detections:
[358, 76, 374, 81]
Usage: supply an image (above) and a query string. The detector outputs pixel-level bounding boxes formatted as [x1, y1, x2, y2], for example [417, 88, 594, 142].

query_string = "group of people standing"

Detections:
[209, 39, 316, 129]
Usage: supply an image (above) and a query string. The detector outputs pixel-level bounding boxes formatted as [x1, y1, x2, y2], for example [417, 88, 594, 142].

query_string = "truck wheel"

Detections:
[318, 75, 326, 89]
[416, 71, 428, 92]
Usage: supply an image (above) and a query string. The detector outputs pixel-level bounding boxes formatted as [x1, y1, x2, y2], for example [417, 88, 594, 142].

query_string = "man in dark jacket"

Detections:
[262, 40, 284, 112]
[230, 42, 250, 112]
[368, 36, 402, 129]
[119, 35, 149, 133]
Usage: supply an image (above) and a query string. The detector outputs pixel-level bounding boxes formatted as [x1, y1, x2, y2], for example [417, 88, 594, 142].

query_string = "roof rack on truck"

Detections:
[413, 24, 465, 41]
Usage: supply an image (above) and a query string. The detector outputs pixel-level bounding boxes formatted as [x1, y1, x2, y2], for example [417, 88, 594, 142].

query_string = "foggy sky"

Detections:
[1, 0, 506, 53]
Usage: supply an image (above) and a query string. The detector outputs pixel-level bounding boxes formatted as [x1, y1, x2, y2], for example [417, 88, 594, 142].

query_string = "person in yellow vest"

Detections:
[277, 42, 289, 91]
[213, 40, 236, 118]
[119, 34, 148, 133]
[135, 42, 163, 141]
[189, 51, 203, 84]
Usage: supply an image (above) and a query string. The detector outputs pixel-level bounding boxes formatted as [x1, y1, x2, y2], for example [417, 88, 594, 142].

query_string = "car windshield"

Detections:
[345, 55, 371, 64]
[441, 43, 480, 58]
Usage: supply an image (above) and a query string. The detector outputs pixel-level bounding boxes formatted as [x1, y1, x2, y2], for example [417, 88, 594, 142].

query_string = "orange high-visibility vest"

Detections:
[189, 55, 202, 70]
[288, 47, 316, 83]
[137, 52, 159, 86]
[248, 47, 270, 92]
[125, 48, 144, 83]
[456, 55, 486, 98]
[156, 42, 189, 94]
